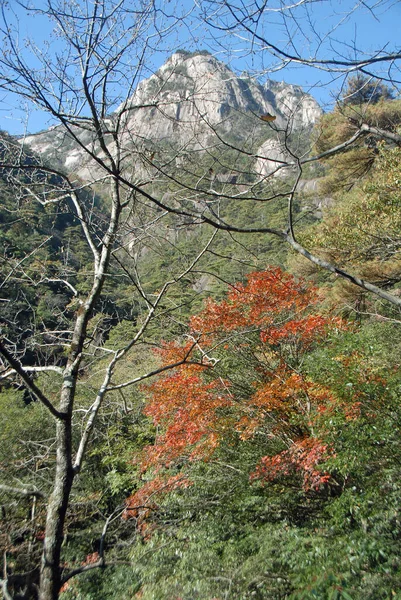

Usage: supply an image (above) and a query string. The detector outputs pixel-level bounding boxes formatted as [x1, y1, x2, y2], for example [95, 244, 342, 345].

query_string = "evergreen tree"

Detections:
[342, 74, 394, 106]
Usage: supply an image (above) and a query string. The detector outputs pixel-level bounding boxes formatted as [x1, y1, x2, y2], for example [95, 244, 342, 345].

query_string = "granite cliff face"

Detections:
[22, 51, 322, 180]
[117, 52, 322, 140]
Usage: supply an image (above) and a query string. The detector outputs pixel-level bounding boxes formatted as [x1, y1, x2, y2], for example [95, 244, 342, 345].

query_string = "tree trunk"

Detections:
[39, 397, 74, 600]
[38, 213, 117, 598]
[38, 340, 84, 600]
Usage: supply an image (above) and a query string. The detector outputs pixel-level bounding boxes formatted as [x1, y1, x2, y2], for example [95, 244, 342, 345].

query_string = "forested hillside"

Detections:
[1, 2, 401, 600]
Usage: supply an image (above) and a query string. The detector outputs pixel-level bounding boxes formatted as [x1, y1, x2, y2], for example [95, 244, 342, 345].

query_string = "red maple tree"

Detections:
[125, 267, 344, 524]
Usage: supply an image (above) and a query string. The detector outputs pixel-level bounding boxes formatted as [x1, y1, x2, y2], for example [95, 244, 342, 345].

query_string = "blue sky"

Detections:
[0, 0, 400, 136]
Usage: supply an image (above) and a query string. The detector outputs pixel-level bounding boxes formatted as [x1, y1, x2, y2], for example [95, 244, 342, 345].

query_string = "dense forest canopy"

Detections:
[0, 1, 401, 599]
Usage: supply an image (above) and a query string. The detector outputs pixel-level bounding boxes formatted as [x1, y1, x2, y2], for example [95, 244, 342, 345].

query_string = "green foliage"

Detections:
[313, 99, 401, 194]
[61, 565, 141, 600]
[59, 262, 401, 600]
[0, 388, 55, 574]
[341, 75, 394, 106]
[293, 143, 401, 311]
[0, 388, 55, 481]
[117, 314, 401, 600]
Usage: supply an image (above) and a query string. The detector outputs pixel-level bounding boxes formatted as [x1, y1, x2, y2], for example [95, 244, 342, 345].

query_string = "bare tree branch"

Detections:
[0, 483, 45, 499]
[0, 340, 65, 420]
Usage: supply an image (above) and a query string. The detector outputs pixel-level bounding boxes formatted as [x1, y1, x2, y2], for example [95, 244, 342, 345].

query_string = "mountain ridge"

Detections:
[21, 51, 322, 181]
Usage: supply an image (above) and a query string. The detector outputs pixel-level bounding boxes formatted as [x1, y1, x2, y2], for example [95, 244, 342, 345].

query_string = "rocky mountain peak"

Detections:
[22, 52, 322, 180]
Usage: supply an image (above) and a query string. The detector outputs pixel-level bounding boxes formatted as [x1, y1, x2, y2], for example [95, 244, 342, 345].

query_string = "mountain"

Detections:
[21, 51, 322, 181]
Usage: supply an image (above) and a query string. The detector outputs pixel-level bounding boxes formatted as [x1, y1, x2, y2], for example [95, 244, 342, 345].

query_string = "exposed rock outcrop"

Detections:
[21, 51, 322, 181]
[255, 139, 296, 178]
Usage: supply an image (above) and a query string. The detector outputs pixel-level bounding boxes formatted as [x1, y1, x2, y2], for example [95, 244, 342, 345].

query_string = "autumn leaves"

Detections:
[126, 267, 345, 522]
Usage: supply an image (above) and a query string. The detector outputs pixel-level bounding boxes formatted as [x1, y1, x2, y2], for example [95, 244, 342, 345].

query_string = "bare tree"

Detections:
[0, 2, 217, 599]
[0, 133, 214, 598]
[198, 0, 401, 81]
[1, 1, 401, 597]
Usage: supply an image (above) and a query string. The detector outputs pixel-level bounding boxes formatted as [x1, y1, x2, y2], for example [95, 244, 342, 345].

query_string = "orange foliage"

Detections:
[190, 267, 318, 341]
[130, 267, 346, 513]
[153, 340, 199, 367]
[251, 438, 334, 491]
[262, 314, 336, 348]
[236, 369, 335, 442]
[143, 369, 232, 469]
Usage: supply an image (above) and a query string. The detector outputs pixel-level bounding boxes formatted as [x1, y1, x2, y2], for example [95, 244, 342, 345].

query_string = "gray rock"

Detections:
[21, 51, 322, 181]
[255, 139, 296, 178]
